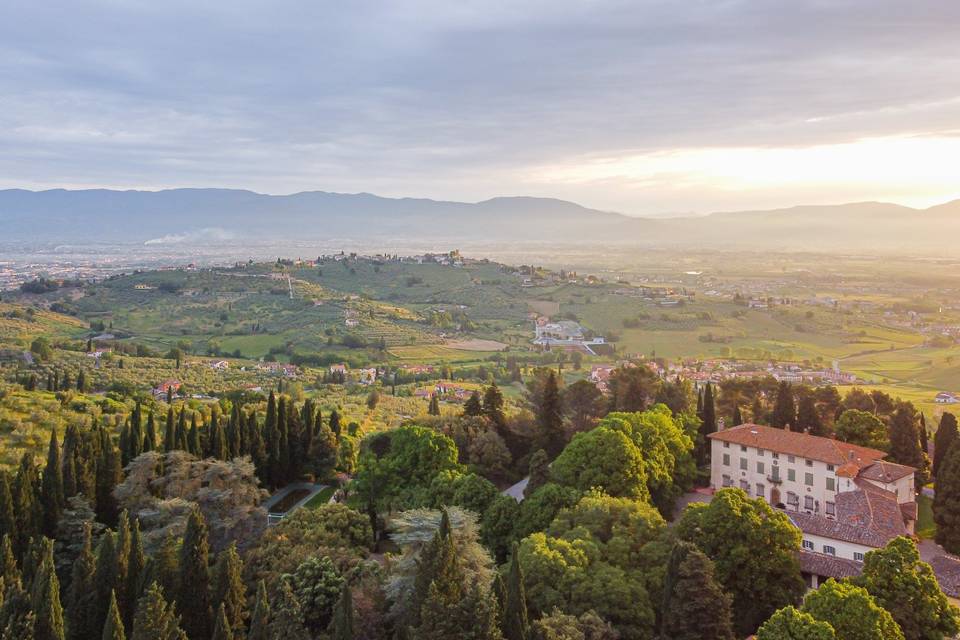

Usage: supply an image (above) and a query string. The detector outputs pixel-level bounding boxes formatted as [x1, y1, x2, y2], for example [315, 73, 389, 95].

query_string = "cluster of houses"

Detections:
[651, 358, 858, 386]
[328, 363, 377, 385]
[413, 381, 472, 401]
[532, 317, 607, 355]
[708, 423, 960, 601]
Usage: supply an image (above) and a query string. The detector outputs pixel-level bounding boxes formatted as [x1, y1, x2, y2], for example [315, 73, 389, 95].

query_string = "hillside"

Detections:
[2, 188, 960, 252]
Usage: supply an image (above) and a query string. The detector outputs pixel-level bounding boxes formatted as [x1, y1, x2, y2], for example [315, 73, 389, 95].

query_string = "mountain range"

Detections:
[2, 188, 958, 253]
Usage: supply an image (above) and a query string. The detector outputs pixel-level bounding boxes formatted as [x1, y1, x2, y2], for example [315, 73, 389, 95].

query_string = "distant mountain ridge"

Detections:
[1, 187, 958, 252]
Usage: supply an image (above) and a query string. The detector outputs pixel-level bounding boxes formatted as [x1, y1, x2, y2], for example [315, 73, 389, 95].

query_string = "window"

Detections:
[772, 452, 780, 459]
[826, 477, 835, 491]
[823, 545, 836, 556]
[804, 496, 815, 510]
[787, 492, 799, 506]
[740, 458, 748, 470]
[805, 472, 814, 486]
[740, 480, 750, 494]
[741, 445, 747, 452]
[802, 540, 814, 550]
[756, 484, 765, 498]
[826, 501, 836, 516]
[756, 462, 764, 474]
[722, 474, 732, 487]
[827, 464, 835, 471]
[788, 469, 796, 482]
[854, 552, 864, 562]
[757, 448, 765, 457]
[723, 453, 730, 466]
[723, 441, 730, 449]
[788, 455, 796, 463]
[805, 459, 814, 467]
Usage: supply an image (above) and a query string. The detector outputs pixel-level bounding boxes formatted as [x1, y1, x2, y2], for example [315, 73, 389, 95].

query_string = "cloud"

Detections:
[1, 1, 959, 214]
[144, 228, 235, 245]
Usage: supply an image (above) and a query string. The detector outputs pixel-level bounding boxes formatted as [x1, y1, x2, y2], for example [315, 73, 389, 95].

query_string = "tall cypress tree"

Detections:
[535, 372, 564, 459]
[935, 440, 960, 554]
[697, 382, 717, 466]
[732, 403, 743, 427]
[125, 518, 146, 630]
[67, 524, 98, 640]
[796, 395, 825, 436]
[329, 409, 342, 437]
[94, 531, 119, 635]
[770, 381, 796, 429]
[61, 424, 81, 499]
[308, 420, 339, 482]
[211, 543, 246, 636]
[41, 428, 65, 537]
[270, 580, 309, 640]
[13, 453, 42, 557]
[920, 412, 929, 458]
[482, 383, 507, 432]
[175, 409, 188, 452]
[934, 413, 959, 479]
[101, 591, 125, 640]
[0, 472, 15, 542]
[129, 403, 143, 462]
[409, 510, 452, 630]
[660, 547, 735, 640]
[265, 393, 280, 487]
[152, 533, 180, 606]
[211, 604, 234, 640]
[503, 546, 529, 640]
[31, 537, 65, 640]
[95, 429, 121, 527]
[209, 410, 228, 461]
[428, 395, 441, 416]
[246, 411, 267, 485]
[131, 582, 187, 640]
[178, 509, 212, 640]
[164, 408, 176, 452]
[330, 584, 354, 640]
[890, 402, 926, 489]
[114, 512, 132, 627]
[143, 411, 156, 453]
[278, 398, 291, 485]
[247, 580, 271, 640]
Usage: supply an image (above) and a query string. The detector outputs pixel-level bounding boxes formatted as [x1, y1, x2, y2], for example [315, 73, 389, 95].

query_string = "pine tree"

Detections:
[330, 583, 354, 640]
[247, 580, 270, 640]
[177, 509, 212, 640]
[660, 547, 735, 640]
[30, 538, 65, 640]
[428, 395, 440, 416]
[535, 372, 565, 459]
[482, 383, 506, 432]
[934, 413, 958, 478]
[211, 544, 246, 637]
[770, 381, 796, 428]
[797, 395, 825, 436]
[130, 582, 187, 640]
[503, 546, 529, 640]
[67, 524, 98, 640]
[125, 518, 146, 630]
[211, 604, 234, 640]
[41, 428, 65, 537]
[101, 591, 125, 640]
[94, 531, 119, 635]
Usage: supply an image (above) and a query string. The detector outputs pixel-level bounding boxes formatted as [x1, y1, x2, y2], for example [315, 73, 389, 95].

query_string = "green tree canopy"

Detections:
[757, 606, 836, 640]
[835, 410, 889, 451]
[551, 427, 649, 501]
[802, 579, 904, 640]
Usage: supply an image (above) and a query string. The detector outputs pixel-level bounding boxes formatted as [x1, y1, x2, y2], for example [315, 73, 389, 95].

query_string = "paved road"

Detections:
[502, 476, 529, 502]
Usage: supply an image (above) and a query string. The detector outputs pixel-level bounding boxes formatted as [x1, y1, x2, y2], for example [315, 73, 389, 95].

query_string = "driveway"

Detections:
[264, 482, 329, 524]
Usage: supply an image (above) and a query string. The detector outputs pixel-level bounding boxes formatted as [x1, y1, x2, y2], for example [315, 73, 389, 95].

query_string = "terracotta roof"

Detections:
[709, 423, 888, 467]
[798, 550, 863, 580]
[785, 481, 908, 548]
[858, 459, 915, 483]
[900, 501, 919, 522]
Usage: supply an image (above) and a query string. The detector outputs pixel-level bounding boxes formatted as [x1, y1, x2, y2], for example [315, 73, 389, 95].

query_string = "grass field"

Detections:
[918, 494, 936, 539]
[303, 486, 337, 509]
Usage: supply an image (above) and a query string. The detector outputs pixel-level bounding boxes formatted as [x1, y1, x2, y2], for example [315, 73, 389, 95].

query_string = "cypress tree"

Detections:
[535, 372, 564, 459]
[188, 414, 200, 457]
[177, 509, 212, 640]
[329, 409, 341, 437]
[210, 411, 228, 461]
[0, 472, 14, 542]
[308, 420, 339, 482]
[164, 408, 176, 452]
[247, 580, 270, 640]
[732, 402, 743, 427]
[95, 430, 121, 527]
[920, 412, 929, 457]
[77, 370, 86, 393]
[211, 604, 234, 640]
[125, 518, 146, 629]
[278, 398, 291, 485]
[246, 411, 267, 485]
[41, 428, 65, 537]
[143, 411, 156, 453]
[330, 583, 354, 640]
[482, 383, 506, 432]
[119, 423, 131, 468]
[31, 537, 65, 640]
[503, 546, 529, 640]
[428, 395, 440, 416]
[935, 440, 960, 554]
[114, 513, 132, 626]
[660, 541, 695, 634]
[660, 547, 735, 640]
[61, 424, 81, 499]
[67, 524, 98, 640]
[796, 395, 825, 436]
[131, 582, 187, 640]
[101, 591, 125, 640]
[211, 543, 246, 636]
[934, 413, 958, 478]
[890, 402, 926, 488]
[408, 510, 451, 630]
[129, 403, 143, 462]
[94, 532, 119, 635]
[175, 409, 187, 452]
[697, 382, 717, 466]
[0, 535, 21, 590]
[770, 381, 796, 428]
[152, 534, 180, 605]
[13, 453, 42, 557]
[270, 580, 309, 640]
[463, 391, 483, 417]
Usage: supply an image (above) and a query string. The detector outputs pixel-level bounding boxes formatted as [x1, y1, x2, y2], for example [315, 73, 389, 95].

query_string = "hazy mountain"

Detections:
[1, 188, 957, 252]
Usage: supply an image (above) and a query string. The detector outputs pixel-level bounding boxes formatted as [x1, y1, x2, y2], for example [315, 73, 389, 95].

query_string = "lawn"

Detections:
[917, 493, 936, 539]
[303, 486, 337, 509]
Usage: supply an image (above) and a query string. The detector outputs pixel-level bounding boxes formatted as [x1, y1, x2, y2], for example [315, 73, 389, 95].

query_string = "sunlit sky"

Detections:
[3, 1, 960, 216]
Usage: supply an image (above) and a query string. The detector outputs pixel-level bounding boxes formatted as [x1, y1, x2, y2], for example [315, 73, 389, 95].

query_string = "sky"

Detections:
[2, 0, 960, 216]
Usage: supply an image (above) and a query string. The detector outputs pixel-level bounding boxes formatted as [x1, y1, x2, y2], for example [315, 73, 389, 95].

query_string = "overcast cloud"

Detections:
[2, 0, 959, 214]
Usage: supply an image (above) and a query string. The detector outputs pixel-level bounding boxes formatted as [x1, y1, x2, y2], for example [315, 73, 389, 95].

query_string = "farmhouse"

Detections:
[709, 423, 917, 589]
[935, 392, 959, 404]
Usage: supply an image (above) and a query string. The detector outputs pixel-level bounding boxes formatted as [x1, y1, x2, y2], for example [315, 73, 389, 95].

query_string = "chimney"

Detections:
[717, 417, 726, 431]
